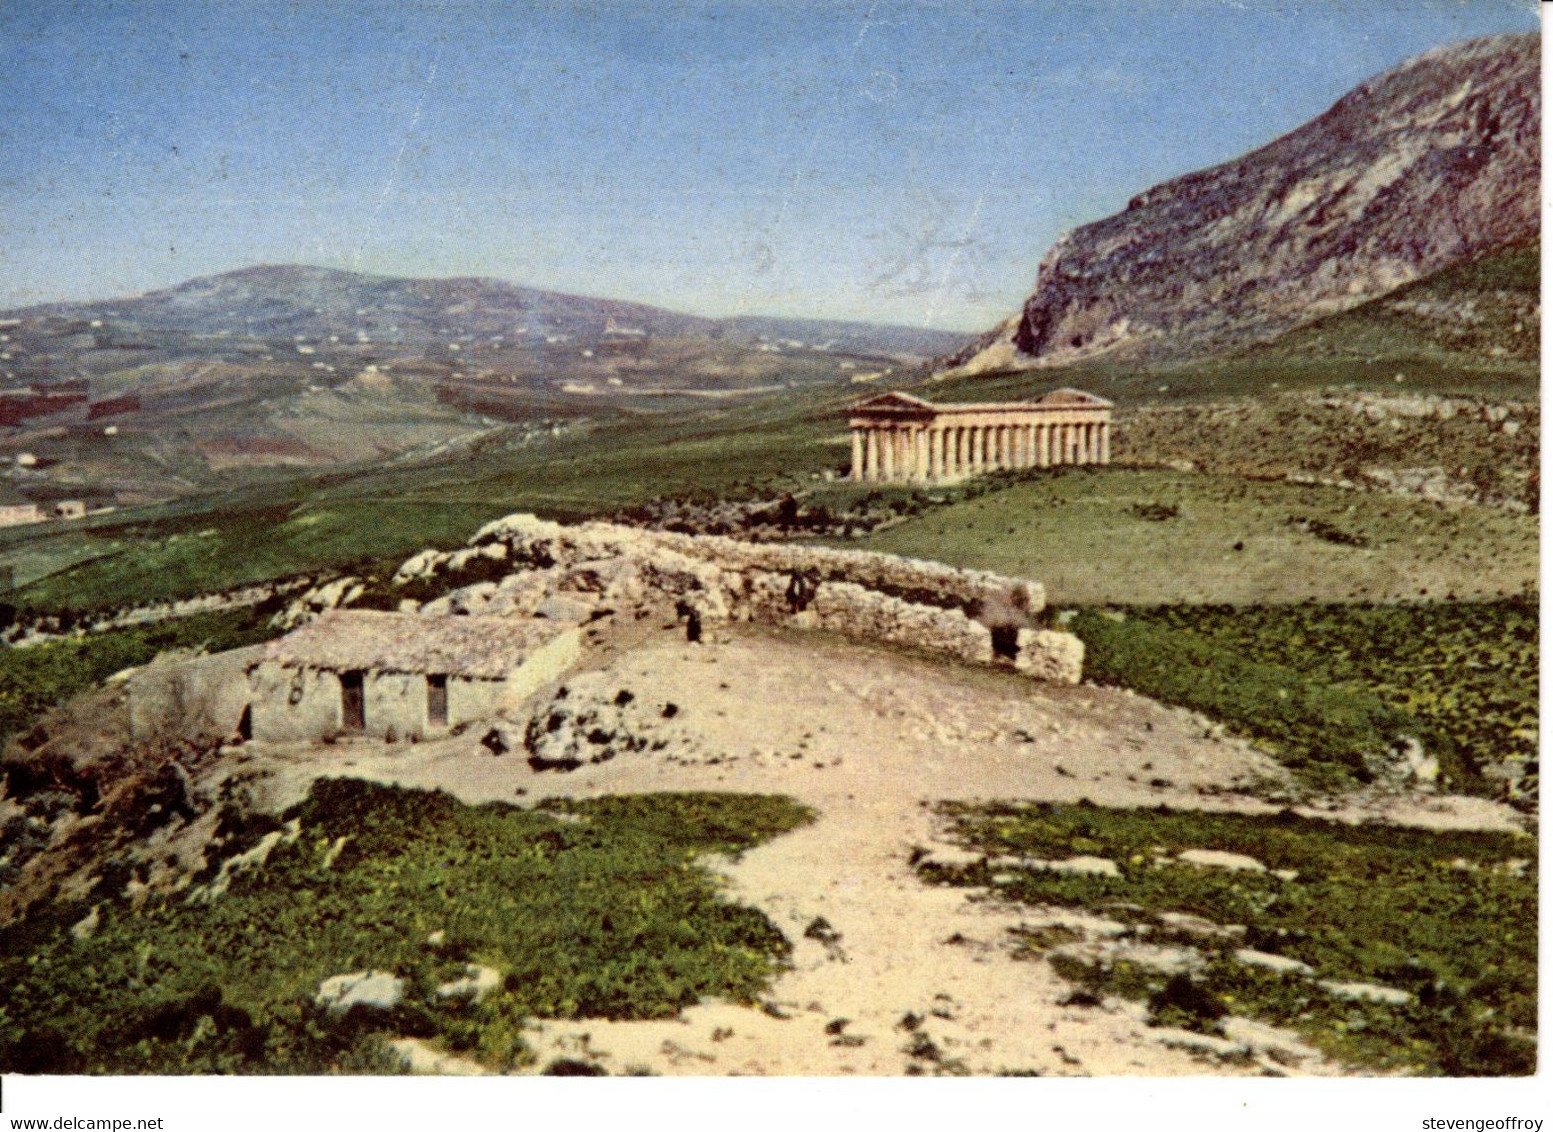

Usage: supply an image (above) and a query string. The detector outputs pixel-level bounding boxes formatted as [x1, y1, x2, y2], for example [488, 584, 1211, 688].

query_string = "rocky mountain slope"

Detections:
[952, 33, 1539, 374]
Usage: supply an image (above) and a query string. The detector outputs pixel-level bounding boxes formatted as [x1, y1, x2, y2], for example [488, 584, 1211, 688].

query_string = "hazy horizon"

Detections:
[2, 0, 1538, 330]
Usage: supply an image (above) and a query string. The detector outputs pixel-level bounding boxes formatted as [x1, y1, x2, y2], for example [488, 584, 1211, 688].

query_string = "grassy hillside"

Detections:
[847, 469, 1537, 606]
[1069, 599, 1536, 794]
[0, 236, 1538, 619]
[1, 780, 812, 1074]
[2, 386, 852, 613]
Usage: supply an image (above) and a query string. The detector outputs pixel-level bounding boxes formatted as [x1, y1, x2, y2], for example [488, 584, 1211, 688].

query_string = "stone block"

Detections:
[1013, 628, 1084, 684]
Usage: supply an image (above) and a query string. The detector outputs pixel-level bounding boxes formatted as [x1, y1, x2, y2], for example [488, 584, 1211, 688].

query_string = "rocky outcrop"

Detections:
[952, 34, 1539, 372]
[385, 513, 1082, 684]
[465, 513, 1045, 620]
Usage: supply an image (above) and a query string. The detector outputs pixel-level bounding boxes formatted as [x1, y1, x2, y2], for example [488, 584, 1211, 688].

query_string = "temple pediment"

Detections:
[848, 391, 936, 413]
[1037, 388, 1114, 408]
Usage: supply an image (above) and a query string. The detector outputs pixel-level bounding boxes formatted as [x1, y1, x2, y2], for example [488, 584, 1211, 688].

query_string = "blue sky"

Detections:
[0, 0, 1539, 328]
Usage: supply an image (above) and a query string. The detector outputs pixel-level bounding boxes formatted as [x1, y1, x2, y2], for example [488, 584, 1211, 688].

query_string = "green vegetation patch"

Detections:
[0, 780, 812, 1074]
[1118, 600, 1537, 790]
[846, 470, 1537, 606]
[1071, 609, 1415, 792]
[923, 800, 1536, 1075]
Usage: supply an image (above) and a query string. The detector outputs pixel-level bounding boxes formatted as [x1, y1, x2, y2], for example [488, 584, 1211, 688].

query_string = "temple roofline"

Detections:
[849, 389, 1113, 414]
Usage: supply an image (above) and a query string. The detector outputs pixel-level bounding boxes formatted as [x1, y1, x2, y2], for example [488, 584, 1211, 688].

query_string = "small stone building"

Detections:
[247, 610, 581, 743]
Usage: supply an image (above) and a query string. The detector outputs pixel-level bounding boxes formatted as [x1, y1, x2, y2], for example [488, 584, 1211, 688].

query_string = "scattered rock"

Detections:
[1318, 980, 1413, 1006]
[1156, 912, 1245, 940]
[70, 903, 101, 941]
[1177, 849, 1267, 873]
[392, 1038, 486, 1076]
[1221, 1016, 1321, 1063]
[1153, 1028, 1246, 1060]
[916, 845, 984, 869]
[315, 970, 406, 1015]
[1233, 949, 1314, 976]
[436, 964, 502, 1001]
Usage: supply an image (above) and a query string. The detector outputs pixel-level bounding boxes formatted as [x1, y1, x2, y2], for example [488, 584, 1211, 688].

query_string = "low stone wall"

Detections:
[801, 582, 993, 665]
[433, 512, 1081, 683]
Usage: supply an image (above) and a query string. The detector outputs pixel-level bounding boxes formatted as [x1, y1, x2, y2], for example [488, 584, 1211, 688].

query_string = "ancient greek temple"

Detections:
[847, 389, 1113, 484]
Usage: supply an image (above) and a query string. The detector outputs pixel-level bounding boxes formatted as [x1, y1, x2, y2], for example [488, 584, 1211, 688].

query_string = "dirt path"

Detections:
[254, 624, 1520, 1076]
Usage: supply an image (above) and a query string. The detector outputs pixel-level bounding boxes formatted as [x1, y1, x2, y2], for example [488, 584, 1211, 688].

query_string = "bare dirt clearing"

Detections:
[251, 626, 1521, 1076]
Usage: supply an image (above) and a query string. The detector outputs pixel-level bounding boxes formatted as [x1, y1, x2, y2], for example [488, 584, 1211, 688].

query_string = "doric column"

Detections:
[881, 427, 894, 481]
[851, 429, 863, 481]
[930, 427, 943, 480]
[1101, 420, 1111, 465]
[1041, 423, 1052, 467]
[1026, 423, 1037, 467]
[865, 429, 878, 481]
[954, 426, 965, 477]
[913, 427, 927, 482]
[996, 425, 1009, 470]
[1057, 423, 1069, 465]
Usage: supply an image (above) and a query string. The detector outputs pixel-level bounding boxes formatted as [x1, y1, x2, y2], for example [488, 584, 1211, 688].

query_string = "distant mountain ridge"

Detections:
[7, 263, 970, 360]
[951, 32, 1539, 374]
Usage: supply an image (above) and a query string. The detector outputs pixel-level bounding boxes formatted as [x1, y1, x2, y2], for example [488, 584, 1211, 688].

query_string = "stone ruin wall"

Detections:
[387, 514, 1082, 684]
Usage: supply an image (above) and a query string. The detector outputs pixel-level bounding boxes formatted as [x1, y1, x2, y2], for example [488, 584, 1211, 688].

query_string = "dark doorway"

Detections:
[237, 704, 252, 742]
[991, 624, 1020, 661]
[341, 671, 366, 731]
[427, 674, 449, 728]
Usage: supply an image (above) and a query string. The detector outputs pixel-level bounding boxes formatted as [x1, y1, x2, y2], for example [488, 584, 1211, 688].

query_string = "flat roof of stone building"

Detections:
[261, 610, 568, 678]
